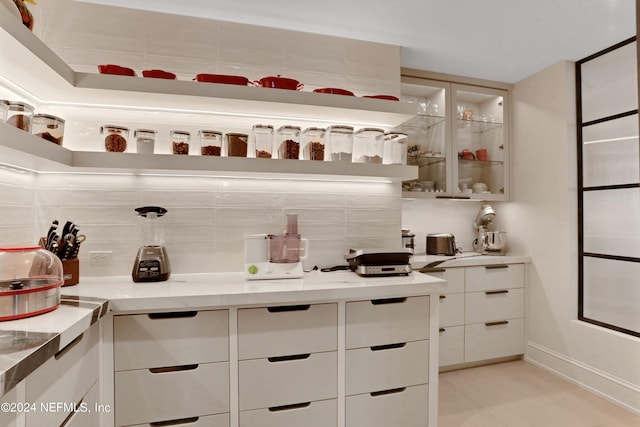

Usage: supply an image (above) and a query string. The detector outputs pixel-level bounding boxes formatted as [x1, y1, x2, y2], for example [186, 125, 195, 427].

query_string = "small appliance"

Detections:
[345, 248, 412, 277]
[132, 206, 171, 282]
[426, 233, 457, 255]
[245, 214, 308, 280]
[472, 204, 507, 255]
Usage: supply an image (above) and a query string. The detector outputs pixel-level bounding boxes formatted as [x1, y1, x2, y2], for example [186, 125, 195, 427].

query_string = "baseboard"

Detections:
[526, 341, 640, 416]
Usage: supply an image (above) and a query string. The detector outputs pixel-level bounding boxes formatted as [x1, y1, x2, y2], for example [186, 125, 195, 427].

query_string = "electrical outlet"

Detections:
[89, 250, 113, 266]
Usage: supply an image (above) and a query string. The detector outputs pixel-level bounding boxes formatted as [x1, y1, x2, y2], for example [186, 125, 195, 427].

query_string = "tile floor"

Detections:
[438, 360, 640, 427]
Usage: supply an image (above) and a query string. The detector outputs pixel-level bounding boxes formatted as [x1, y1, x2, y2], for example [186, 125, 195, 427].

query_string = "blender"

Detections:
[245, 214, 308, 280]
[132, 206, 171, 282]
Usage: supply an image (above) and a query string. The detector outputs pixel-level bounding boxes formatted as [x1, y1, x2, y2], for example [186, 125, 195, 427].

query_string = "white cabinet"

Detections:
[239, 399, 337, 427]
[425, 263, 525, 370]
[345, 384, 429, 427]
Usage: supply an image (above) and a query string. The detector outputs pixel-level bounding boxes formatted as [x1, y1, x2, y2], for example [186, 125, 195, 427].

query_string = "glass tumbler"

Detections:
[301, 127, 326, 161]
[251, 125, 274, 158]
[199, 130, 223, 156]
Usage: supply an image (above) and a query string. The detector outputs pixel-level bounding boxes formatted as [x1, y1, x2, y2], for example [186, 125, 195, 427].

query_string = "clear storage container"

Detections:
[251, 125, 274, 158]
[301, 127, 326, 161]
[6, 101, 34, 132]
[353, 127, 385, 164]
[170, 130, 191, 155]
[199, 130, 223, 156]
[32, 114, 65, 145]
[135, 129, 156, 154]
[326, 125, 354, 162]
[276, 125, 301, 159]
[226, 133, 249, 157]
[383, 132, 409, 165]
[0, 100, 8, 123]
[101, 125, 129, 152]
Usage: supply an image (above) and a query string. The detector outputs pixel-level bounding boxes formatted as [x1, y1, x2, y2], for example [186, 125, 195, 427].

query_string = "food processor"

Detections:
[472, 204, 507, 255]
[132, 206, 171, 282]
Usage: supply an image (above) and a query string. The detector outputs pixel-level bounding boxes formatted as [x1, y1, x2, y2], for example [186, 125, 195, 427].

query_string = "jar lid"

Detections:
[384, 132, 408, 140]
[0, 100, 9, 106]
[354, 127, 385, 136]
[170, 130, 191, 136]
[327, 125, 354, 133]
[226, 132, 248, 137]
[303, 127, 326, 134]
[102, 125, 129, 132]
[252, 124, 274, 130]
[134, 128, 156, 135]
[8, 101, 34, 111]
[198, 130, 222, 136]
[277, 125, 301, 132]
[33, 114, 65, 124]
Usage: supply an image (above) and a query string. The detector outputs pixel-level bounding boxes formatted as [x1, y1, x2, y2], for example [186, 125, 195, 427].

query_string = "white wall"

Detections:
[503, 61, 640, 414]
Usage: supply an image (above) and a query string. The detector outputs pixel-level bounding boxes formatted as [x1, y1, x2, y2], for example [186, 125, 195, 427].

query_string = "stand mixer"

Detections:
[472, 204, 507, 255]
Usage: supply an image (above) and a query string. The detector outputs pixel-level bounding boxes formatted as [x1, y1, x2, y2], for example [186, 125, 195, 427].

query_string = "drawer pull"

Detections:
[485, 265, 509, 270]
[485, 321, 509, 327]
[439, 328, 446, 333]
[268, 402, 311, 412]
[371, 387, 406, 397]
[439, 295, 447, 299]
[420, 267, 446, 273]
[150, 417, 200, 426]
[267, 304, 311, 313]
[149, 364, 199, 374]
[371, 297, 407, 305]
[59, 396, 84, 427]
[148, 311, 197, 319]
[371, 342, 406, 351]
[485, 289, 509, 295]
[268, 353, 311, 363]
[55, 333, 83, 360]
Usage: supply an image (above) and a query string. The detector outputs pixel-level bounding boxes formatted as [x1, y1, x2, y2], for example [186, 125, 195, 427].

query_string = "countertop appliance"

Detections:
[245, 214, 308, 280]
[472, 204, 507, 255]
[132, 206, 171, 282]
[345, 248, 412, 276]
[426, 233, 457, 256]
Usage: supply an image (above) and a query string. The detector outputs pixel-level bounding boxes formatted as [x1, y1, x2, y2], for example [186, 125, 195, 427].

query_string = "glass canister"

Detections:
[251, 125, 274, 158]
[170, 130, 191, 155]
[32, 114, 65, 145]
[383, 132, 409, 165]
[301, 127, 326, 161]
[226, 132, 249, 157]
[326, 125, 354, 162]
[0, 100, 8, 123]
[276, 125, 301, 159]
[353, 127, 385, 164]
[135, 129, 156, 154]
[6, 101, 34, 132]
[101, 125, 129, 152]
[199, 130, 223, 156]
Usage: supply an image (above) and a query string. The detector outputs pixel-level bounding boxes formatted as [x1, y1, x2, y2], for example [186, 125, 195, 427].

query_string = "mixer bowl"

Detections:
[484, 231, 507, 252]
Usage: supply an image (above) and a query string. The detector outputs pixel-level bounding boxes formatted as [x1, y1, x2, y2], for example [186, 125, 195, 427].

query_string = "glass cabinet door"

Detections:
[398, 78, 451, 196]
[452, 84, 509, 200]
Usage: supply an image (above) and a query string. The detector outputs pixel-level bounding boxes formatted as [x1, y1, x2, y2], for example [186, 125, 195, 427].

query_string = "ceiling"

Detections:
[79, 0, 636, 83]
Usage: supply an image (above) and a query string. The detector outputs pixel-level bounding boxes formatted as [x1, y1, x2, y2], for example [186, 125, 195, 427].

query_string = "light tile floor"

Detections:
[438, 360, 640, 427]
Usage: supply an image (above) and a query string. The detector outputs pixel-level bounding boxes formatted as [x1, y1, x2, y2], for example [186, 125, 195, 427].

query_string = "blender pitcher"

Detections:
[132, 206, 171, 282]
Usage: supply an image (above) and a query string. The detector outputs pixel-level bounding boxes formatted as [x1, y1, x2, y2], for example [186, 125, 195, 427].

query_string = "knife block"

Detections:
[39, 237, 79, 286]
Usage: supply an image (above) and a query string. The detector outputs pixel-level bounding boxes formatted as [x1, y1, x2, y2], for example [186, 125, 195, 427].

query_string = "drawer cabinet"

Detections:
[439, 292, 465, 327]
[63, 379, 101, 427]
[0, 382, 20, 427]
[438, 325, 465, 367]
[127, 413, 230, 427]
[465, 318, 525, 363]
[465, 288, 524, 324]
[239, 399, 336, 427]
[346, 384, 429, 427]
[465, 264, 525, 292]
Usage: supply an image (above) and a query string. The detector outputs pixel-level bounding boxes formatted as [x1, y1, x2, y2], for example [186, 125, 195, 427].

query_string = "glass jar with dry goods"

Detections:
[32, 114, 65, 145]
[170, 130, 191, 155]
[353, 127, 385, 164]
[383, 132, 409, 165]
[199, 130, 223, 156]
[6, 101, 34, 132]
[101, 125, 129, 152]
[0, 100, 8, 123]
[301, 127, 326, 161]
[226, 132, 249, 157]
[135, 129, 156, 154]
[326, 125, 354, 162]
[250, 124, 274, 158]
[276, 125, 301, 159]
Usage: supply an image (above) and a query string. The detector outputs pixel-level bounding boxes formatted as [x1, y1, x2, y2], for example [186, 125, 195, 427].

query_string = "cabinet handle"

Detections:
[268, 402, 311, 412]
[370, 387, 406, 397]
[421, 267, 446, 273]
[371, 343, 406, 351]
[485, 289, 509, 295]
[439, 328, 446, 333]
[371, 297, 407, 305]
[267, 304, 311, 312]
[485, 265, 509, 270]
[59, 396, 84, 427]
[439, 295, 447, 300]
[148, 311, 197, 319]
[149, 417, 200, 426]
[54, 333, 83, 360]
[485, 320, 509, 327]
[149, 364, 198, 374]
[268, 353, 311, 363]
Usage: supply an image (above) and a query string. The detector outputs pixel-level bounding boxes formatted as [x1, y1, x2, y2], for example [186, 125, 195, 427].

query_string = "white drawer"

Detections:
[465, 318, 525, 363]
[0, 383, 19, 427]
[422, 266, 465, 293]
[346, 384, 429, 427]
[63, 379, 100, 427]
[238, 351, 337, 411]
[127, 413, 230, 427]
[465, 264, 525, 292]
[465, 288, 525, 324]
[346, 340, 429, 395]
[238, 303, 337, 359]
[114, 310, 229, 371]
[26, 323, 99, 427]
[115, 362, 230, 426]
[439, 292, 465, 327]
[439, 325, 464, 367]
[346, 296, 430, 349]
[239, 399, 336, 427]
